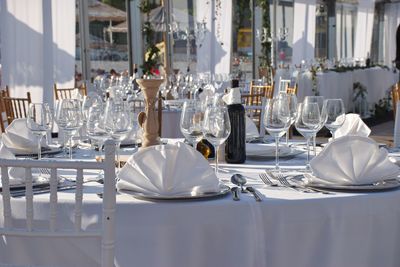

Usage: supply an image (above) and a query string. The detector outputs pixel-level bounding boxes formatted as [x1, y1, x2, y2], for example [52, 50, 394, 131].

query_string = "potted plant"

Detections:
[257, 0, 272, 81]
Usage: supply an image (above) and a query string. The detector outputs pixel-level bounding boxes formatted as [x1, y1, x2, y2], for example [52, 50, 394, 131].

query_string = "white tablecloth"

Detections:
[161, 109, 183, 138]
[1, 143, 400, 267]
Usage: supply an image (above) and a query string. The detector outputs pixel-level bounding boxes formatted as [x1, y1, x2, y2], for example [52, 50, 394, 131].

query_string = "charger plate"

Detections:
[306, 179, 400, 192]
[119, 184, 230, 201]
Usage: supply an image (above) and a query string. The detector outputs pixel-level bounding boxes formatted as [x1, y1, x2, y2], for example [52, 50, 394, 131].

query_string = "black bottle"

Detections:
[197, 139, 215, 159]
[225, 103, 246, 163]
[231, 79, 239, 88]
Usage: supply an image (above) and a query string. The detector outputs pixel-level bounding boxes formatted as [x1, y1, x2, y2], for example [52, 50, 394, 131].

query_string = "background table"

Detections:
[1, 143, 400, 267]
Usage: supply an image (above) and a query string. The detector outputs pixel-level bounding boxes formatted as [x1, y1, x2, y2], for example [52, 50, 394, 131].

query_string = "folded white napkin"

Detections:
[116, 142, 220, 195]
[333, 113, 371, 139]
[246, 116, 259, 139]
[310, 136, 399, 185]
[2, 119, 48, 154]
[0, 142, 30, 185]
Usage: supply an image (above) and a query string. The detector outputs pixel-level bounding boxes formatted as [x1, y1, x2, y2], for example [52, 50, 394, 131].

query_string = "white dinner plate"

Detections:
[246, 143, 304, 159]
[118, 184, 230, 201]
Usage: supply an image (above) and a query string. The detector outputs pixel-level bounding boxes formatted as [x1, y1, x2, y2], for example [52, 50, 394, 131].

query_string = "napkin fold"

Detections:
[116, 142, 220, 195]
[0, 142, 30, 185]
[246, 116, 259, 139]
[310, 136, 399, 185]
[333, 113, 371, 139]
[2, 119, 48, 154]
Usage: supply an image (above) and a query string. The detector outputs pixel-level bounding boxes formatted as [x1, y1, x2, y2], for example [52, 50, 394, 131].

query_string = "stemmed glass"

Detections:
[86, 105, 109, 154]
[81, 92, 103, 141]
[294, 102, 321, 170]
[104, 99, 132, 170]
[304, 96, 326, 155]
[263, 97, 291, 171]
[26, 103, 53, 160]
[180, 100, 204, 148]
[56, 99, 83, 159]
[203, 105, 231, 176]
[279, 93, 298, 145]
[323, 99, 346, 139]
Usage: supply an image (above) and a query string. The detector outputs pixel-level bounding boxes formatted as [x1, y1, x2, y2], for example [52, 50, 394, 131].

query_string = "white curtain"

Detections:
[0, 0, 75, 105]
[336, 3, 356, 59]
[292, 0, 316, 65]
[354, 0, 375, 59]
[196, 0, 232, 78]
[383, 3, 400, 66]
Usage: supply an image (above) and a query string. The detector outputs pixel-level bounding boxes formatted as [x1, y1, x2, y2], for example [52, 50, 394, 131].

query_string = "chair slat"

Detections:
[74, 168, 84, 232]
[49, 168, 58, 232]
[1, 166, 12, 228]
[25, 168, 34, 231]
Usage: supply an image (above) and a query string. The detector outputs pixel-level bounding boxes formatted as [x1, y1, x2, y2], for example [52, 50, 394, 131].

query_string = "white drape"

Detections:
[336, 3, 356, 59]
[0, 0, 75, 105]
[292, 0, 316, 65]
[383, 3, 400, 66]
[196, 0, 232, 78]
[354, 0, 375, 59]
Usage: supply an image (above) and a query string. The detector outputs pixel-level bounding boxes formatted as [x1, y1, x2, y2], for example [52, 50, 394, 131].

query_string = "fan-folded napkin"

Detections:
[246, 116, 259, 139]
[0, 142, 31, 185]
[333, 113, 370, 139]
[2, 119, 48, 154]
[116, 142, 220, 195]
[310, 136, 399, 185]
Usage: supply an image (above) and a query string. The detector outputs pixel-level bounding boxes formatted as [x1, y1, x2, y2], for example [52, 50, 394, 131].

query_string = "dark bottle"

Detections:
[231, 79, 239, 88]
[225, 103, 246, 163]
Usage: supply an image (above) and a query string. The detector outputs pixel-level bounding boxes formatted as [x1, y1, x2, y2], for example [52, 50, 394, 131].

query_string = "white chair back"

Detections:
[0, 140, 116, 267]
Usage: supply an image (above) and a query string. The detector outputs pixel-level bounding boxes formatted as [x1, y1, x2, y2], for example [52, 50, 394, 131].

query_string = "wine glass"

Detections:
[81, 92, 103, 141]
[86, 105, 109, 154]
[104, 99, 132, 170]
[279, 93, 298, 145]
[323, 99, 346, 139]
[180, 100, 204, 148]
[203, 105, 231, 176]
[294, 102, 320, 170]
[263, 97, 291, 171]
[26, 103, 53, 160]
[56, 99, 83, 159]
[304, 96, 326, 155]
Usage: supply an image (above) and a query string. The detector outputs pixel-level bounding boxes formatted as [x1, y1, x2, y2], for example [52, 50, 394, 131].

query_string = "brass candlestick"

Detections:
[136, 79, 164, 147]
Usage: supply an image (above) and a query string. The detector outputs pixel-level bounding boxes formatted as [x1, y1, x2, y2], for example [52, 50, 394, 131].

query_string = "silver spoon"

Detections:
[231, 174, 247, 193]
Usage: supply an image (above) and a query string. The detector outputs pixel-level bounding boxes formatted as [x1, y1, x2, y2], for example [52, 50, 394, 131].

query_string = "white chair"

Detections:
[0, 140, 116, 267]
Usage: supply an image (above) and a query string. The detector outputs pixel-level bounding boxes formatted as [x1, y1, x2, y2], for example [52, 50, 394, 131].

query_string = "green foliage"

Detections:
[256, 0, 271, 68]
[372, 97, 391, 120]
[139, 0, 160, 75]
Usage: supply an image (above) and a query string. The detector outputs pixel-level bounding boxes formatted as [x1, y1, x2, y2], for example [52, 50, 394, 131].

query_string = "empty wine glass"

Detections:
[295, 102, 320, 169]
[263, 97, 291, 171]
[323, 99, 346, 139]
[81, 92, 103, 141]
[56, 99, 83, 159]
[104, 99, 132, 170]
[180, 100, 203, 148]
[203, 105, 231, 176]
[86, 105, 109, 153]
[26, 103, 53, 160]
[279, 93, 298, 145]
[304, 96, 326, 155]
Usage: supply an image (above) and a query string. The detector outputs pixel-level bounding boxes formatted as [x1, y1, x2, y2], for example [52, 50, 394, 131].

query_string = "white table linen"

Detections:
[1, 142, 400, 267]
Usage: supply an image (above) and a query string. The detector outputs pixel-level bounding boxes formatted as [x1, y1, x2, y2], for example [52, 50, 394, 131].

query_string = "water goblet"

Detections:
[263, 97, 291, 172]
[294, 102, 321, 170]
[180, 100, 203, 148]
[304, 96, 326, 155]
[203, 105, 231, 176]
[323, 99, 346, 139]
[26, 103, 53, 160]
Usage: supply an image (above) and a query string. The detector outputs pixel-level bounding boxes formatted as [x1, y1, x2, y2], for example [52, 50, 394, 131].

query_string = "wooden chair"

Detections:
[0, 86, 10, 132]
[0, 91, 32, 125]
[0, 140, 116, 267]
[249, 81, 274, 101]
[392, 82, 400, 117]
[243, 97, 267, 134]
[286, 84, 298, 95]
[54, 83, 87, 100]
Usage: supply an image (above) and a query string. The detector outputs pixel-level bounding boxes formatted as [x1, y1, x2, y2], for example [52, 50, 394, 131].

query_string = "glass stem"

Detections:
[285, 128, 289, 145]
[275, 136, 280, 172]
[69, 135, 73, 160]
[37, 134, 43, 160]
[312, 134, 317, 156]
[215, 145, 219, 176]
[306, 137, 311, 170]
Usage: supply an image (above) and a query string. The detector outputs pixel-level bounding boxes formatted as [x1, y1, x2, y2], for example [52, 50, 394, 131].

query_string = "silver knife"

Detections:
[246, 187, 262, 201]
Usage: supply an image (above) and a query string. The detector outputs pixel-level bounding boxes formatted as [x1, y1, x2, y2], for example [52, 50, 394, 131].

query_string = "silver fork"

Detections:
[259, 173, 278, 186]
[275, 173, 333, 194]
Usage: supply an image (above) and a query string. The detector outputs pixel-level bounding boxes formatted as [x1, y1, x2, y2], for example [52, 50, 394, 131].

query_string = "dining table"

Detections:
[1, 140, 400, 267]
